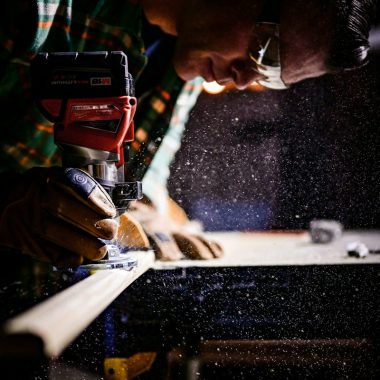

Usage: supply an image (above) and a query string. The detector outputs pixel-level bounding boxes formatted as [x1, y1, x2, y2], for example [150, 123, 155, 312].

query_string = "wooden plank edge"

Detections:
[2, 250, 155, 358]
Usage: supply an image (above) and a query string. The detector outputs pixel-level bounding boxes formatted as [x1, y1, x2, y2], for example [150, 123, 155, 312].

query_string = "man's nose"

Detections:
[231, 60, 266, 90]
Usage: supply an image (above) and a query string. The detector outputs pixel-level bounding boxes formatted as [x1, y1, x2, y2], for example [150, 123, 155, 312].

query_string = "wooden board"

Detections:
[154, 230, 380, 269]
[3, 250, 155, 358]
[2, 230, 379, 360]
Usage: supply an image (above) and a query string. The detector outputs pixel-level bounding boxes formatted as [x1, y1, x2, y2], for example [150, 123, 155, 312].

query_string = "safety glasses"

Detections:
[249, 22, 288, 90]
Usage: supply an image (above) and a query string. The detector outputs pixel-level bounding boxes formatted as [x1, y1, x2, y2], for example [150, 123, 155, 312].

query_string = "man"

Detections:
[0, 0, 376, 266]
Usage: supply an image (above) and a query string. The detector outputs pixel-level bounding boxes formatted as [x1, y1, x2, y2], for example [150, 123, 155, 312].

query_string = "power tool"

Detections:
[31, 51, 143, 269]
[31, 51, 142, 209]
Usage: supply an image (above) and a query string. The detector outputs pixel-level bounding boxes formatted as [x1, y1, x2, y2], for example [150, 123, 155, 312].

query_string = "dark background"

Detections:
[169, 49, 380, 231]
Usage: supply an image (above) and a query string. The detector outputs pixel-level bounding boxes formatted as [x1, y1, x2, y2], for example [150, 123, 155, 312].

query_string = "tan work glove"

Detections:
[117, 198, 223, 261]
[0, 167, 118, 267]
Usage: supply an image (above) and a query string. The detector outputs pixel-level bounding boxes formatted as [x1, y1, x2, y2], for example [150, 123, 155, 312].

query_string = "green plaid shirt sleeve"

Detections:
[0, 0, 200, 205]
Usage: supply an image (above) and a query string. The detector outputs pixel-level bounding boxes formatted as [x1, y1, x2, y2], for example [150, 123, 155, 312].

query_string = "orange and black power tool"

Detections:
[31, 51, 142, 211]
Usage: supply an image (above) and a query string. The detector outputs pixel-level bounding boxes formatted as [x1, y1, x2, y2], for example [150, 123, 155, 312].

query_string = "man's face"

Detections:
[172, 1, 265, 89]
[171, 0, 334, 89]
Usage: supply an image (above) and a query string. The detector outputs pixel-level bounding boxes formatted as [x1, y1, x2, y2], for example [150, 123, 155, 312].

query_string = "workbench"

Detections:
[1, 230, 379, 379]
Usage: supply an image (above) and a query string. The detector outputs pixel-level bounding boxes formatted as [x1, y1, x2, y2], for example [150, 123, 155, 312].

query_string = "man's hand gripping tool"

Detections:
[31, 51, 142, 268]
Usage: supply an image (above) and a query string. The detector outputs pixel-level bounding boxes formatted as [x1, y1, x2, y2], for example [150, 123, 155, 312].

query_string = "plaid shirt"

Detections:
[0, 0, 202, 206]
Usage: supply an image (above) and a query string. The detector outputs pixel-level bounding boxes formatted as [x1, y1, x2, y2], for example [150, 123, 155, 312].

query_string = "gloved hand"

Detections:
[0, 167, 118, 267]
[117, 198, 223, 261]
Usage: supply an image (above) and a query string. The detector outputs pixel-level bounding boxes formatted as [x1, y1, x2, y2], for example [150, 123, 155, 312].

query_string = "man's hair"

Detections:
[329, 0, 377, 70]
